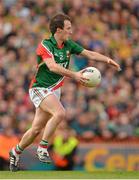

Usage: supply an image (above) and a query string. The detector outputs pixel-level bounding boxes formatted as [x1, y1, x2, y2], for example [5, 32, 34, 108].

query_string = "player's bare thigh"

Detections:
[40, 93, 66, 117]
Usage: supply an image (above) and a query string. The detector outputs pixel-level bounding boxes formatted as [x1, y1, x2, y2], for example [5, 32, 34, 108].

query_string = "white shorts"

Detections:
[29, 87, 61, 108]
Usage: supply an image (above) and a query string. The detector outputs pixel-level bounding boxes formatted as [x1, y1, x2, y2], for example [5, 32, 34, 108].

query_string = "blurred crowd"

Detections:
[0, 0, 139, 169]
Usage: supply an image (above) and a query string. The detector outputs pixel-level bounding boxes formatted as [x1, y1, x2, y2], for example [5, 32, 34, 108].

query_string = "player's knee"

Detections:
[31, 127, 41, 136]
[55, 109, 66, 122]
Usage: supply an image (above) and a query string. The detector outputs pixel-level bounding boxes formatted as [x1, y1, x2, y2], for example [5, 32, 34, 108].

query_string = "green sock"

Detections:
[15, 144, 23, 154]
[39, 140, 48, 148]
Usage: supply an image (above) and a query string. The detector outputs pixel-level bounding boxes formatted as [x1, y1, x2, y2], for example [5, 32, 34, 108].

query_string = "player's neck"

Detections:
[54, 34, 64, 47]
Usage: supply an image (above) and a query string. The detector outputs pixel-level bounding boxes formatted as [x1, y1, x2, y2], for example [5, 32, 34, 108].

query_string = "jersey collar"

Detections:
[50, 35, 65, 49]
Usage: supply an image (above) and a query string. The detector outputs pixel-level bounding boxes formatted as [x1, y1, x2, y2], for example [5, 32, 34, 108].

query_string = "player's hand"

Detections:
[73, 71, 89, 85]
[107, 58, 121, 71]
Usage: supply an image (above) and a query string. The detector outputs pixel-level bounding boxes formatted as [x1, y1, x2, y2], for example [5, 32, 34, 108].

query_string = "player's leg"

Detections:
[41, 88, 62, 140]
[37, 89, 66, 163]
[19, 108, 51, 149]
[9, 108, 51, 171]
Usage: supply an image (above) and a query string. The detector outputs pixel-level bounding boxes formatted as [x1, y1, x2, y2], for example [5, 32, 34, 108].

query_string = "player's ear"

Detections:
[57, 28, 63, 33]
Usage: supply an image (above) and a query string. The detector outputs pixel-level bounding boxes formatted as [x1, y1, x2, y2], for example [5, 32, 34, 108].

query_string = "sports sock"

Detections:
[13, 145, 23, 155]
[39, 140, 48, 149]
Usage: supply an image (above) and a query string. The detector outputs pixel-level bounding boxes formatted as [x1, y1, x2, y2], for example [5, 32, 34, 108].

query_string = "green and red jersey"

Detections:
[30, 36, 84, 89]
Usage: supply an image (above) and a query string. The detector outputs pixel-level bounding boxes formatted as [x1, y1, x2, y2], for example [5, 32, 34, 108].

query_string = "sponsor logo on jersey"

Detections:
[54, 53, 59, 57]
[66, 50, 70, 58]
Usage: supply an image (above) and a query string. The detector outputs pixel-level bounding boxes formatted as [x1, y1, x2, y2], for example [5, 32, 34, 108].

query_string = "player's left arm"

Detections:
[80, 49, 121, 71]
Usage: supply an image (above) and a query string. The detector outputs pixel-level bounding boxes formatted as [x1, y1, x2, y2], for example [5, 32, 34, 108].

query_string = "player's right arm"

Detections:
[36, 43, 87, 84]
[45, 57, 87, 84]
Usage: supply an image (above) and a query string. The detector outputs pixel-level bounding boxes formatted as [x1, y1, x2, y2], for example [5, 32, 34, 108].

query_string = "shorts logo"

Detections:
[44, 90, 48, 93]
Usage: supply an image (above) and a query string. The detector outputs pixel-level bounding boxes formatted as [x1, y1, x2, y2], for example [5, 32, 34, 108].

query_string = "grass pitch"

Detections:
[1, 171, 139, 179]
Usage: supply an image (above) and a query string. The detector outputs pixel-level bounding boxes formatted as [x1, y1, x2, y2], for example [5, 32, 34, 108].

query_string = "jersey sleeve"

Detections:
[68, 40, 84, 55]
[36, 42, 53, 61]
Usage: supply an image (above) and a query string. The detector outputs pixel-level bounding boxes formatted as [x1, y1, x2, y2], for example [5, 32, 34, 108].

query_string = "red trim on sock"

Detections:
[39, 144, 48, 148]
[15, 148, 22, 154]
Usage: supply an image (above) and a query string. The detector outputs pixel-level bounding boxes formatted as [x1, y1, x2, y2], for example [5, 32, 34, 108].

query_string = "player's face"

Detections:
[62, 20, 72, 41]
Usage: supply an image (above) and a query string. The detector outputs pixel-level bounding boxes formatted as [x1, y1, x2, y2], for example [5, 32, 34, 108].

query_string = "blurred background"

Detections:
[0, 0, 139, 171]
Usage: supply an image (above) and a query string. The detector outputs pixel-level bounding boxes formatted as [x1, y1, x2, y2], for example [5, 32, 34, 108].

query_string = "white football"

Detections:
[82, 67, 101, 87]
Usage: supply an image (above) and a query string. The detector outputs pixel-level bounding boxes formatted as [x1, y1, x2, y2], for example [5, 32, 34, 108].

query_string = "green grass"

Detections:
[1, 171, 139, 179]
